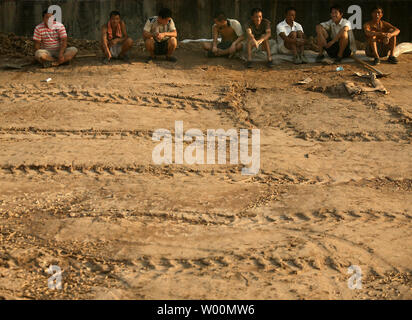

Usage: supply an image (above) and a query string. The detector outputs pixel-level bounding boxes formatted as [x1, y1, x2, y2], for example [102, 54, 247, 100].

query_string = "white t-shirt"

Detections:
[276, 19, 304, 47]
[212, 19, 243, 38]
[143, 16, 176, 42]
[320, 18, 357, 53]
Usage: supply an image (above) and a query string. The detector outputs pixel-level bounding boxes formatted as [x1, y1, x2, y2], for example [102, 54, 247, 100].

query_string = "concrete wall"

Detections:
[0, 0, 411, 42]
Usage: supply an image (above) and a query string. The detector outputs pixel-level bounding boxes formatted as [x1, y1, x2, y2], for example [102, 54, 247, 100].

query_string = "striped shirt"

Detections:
[33, 22, 67, 50]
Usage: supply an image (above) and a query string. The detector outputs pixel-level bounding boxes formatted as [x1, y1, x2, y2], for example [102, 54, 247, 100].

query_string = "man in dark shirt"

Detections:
[245, 8, 274, 68]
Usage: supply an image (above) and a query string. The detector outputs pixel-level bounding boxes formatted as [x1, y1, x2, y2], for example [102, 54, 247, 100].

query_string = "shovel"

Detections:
[352, 55, 391, 78]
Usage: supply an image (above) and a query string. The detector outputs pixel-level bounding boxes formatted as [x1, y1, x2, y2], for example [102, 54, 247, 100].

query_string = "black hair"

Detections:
[251, 8, 263, 16]
[285, 6, 297, 15]
[330, 5, 344, 15]
[214, 11, 227, 22]
[159, 8, 172, 19]
[110, 11, 121, 18]
[372, 5, 384, 13]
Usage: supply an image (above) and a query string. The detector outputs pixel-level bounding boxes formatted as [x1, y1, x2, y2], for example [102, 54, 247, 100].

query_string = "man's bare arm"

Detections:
[246, 28, 255, 41]
[233, 34, 245, 46]
[120, 21, 128, 40]
[261, 28, 271, 41]
[161, 30, 177, 38]
[59, 37, 67, 56]
[364, 23, 384, 38]
[279, 32, 295, 45]
[34, 40, 41, 51]
[383, 21, 400, 37]
[143, 30, 153, 40]
[101, 25, 109, 45]
[212, 25, 219, 48]
[331, 26, 348, 43]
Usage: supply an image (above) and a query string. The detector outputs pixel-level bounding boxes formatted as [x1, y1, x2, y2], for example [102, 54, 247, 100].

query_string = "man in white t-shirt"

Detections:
[316, 5, 357, 63]
[143, 8, 178, 62]
[202, 12, 244, 58]
[276, 7, 308, 64]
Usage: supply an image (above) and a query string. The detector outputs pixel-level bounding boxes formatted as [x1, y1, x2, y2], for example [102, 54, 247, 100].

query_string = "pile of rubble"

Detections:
[0, 32, 100, 57]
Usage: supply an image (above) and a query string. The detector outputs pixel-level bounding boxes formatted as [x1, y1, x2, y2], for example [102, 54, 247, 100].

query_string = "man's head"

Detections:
[371, 6, 384, 22]
[158, 8, 172, 26]
[285, 7, 297, 24]
[213, 12, 228, 28]
[109, 11, 121, 26]
[42, 9, 53, 27]
[330, 5, 344, 23]
[251, 8, 263, 26]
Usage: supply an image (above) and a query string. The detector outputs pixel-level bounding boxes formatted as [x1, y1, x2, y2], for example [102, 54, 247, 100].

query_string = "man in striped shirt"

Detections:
[33, 10, 78, 67]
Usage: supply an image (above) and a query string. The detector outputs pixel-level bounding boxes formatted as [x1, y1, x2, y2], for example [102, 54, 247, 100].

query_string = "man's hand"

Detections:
[296, 38, 305, 45]
[382, 32, 391, 44]
[156, 33, 165, 41]
[253, 39, 261, 49]
[58, 53, 65, 64]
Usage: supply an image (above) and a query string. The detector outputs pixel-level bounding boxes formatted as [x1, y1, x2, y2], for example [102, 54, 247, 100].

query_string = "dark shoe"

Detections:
[372, 58, 381, 66]
[300, 54, 309, 64]
[315, 54, 325, 63]
[166, 56, 177, 62]
[293, 55, 302, 65]
[102, 57, 110, 65]
[267, 60, 274, 68]
[146, 56, 156, 63]
[388, 56, 398, 64]
[334, 56, 343, 64]
[245, 61, 253, 69]
[42, 61, 52, 68]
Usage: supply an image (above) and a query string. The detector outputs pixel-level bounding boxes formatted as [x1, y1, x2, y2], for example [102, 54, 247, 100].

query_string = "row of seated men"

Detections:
[33, 5, 400, 69]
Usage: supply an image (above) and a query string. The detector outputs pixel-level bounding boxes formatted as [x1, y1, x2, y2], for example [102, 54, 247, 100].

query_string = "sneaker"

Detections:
[42, 60, 52, 68]
[267, 60, 274, 68]
[316, 54, 325, 63]
[387, 56, 398, 64]
[300, 54, 309, 64]
[334, 56, 343, 64]
[166, 56, 177, 62]
[102, 57, 110, 65]
[372, 58, 380, 66]
[293, 55, 302, 65]
[146, 56, 156, 63]
[245, 61, 253, 69]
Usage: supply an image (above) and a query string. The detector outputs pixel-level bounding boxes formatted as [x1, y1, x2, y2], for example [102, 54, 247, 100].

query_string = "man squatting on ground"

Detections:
[33, 9, 78, 68]
[276, 7, 308, 64]
[245, 8, 275, 69]
[364, 6, 400, 65]
[316, 5, 357, 63]
[203, 12, 244, 58]
[143, 8, 178, 62]
[101, 11, 134, 64]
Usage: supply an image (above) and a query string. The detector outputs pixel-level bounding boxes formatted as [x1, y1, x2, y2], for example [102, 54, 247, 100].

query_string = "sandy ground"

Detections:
[0, 43, 411, 300]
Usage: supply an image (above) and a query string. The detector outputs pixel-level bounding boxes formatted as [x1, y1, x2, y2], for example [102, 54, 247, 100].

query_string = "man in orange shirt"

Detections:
[363, 6, 400, 65]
